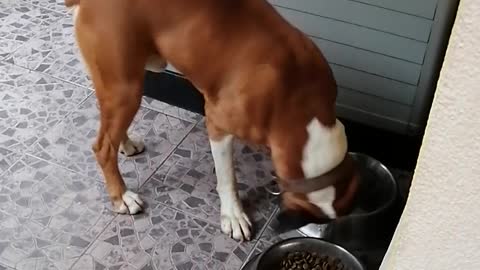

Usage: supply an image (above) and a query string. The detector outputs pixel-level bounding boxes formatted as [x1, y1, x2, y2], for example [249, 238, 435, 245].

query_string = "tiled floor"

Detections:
[0, 1, 413, 270]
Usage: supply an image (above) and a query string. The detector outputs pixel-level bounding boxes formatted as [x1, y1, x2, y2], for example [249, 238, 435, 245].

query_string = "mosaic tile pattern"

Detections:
[0, 62, 91, 152]
[0, 147, 22, 174]
[27, 0, 69, 13]
[141, 124, 279, 239]
[0, 2, 415, 269]
[142, 97, 202, 124]
[0, 156, 116, 270]
[246, 211, 304, 261]
[28, 95, 195, 191]
[5, 15, 93, 89]
[0, 264, 14, 270]
[0, 1, 63, 58]
[72, 197, 255, 270]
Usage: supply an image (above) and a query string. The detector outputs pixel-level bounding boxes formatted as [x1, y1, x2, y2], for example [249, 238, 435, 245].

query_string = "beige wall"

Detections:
[380, 0, 480, 269]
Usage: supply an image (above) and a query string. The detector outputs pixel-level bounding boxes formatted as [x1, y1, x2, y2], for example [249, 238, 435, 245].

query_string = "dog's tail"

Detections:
[65, 0, 80, 7]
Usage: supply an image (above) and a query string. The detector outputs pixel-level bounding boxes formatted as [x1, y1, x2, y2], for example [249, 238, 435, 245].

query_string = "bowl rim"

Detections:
[338, 152, 399, 219]
[256, 236, 365, 270]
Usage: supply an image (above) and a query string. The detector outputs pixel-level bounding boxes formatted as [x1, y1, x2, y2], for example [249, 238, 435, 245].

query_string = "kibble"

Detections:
[279, 251, 347, 270]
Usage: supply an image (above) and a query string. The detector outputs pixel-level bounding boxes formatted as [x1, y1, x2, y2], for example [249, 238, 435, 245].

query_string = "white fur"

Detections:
[71, 5, 79, 22]
[119, 136, 145, 156]
[302, 118, 348, 219]
[210, 135, 252, 241]
[116, 191, 144, 214]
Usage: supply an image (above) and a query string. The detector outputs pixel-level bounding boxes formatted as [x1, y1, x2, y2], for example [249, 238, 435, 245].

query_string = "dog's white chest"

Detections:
[302, 118, 348, 218]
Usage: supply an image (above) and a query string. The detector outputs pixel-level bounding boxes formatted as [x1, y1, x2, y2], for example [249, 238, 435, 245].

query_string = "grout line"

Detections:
[240, 207, 280, 269]
[0, 153, 26, 178]
[0, 90, 95, 176]
[142, 199, 279, 270]
[0, 3, 68, 62]
[1, 155, 115, 270]
[0, 49, 95, 93]
[6, 59, 95, 92]
[67, 213, 120, 270]
[135, 122, 197, 191]
[19, 118, 195, 270]
[28, 2, 70, 16]
[21, 90, 197, 183]
[140, 99, 203, 125]
[25, 0, 68, 16]
[0, 58, 94, 93]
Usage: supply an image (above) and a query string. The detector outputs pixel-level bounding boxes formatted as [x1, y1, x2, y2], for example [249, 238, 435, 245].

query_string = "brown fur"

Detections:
[68, 0, 356, 221]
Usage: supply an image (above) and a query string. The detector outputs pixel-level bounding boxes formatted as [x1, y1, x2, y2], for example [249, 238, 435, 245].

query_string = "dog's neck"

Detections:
[279, 154, 353, 194]
[301, 118, 348, 178]
[300, 118, 348, 218]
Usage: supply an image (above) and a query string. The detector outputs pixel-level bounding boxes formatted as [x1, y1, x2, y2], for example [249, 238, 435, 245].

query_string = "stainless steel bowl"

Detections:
[299, 152, 400, 251]
[255, 237, 364, 270]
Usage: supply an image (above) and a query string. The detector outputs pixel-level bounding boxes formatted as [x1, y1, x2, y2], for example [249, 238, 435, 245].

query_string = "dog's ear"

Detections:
[332, 167, 360, 216]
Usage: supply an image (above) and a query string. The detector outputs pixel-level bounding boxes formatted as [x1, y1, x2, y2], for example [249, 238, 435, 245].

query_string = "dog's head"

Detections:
[273, 153, 359, 231]
[268, 118, 360, 232]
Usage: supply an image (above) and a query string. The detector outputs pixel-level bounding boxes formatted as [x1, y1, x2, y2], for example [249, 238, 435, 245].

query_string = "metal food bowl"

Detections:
[255, 237, 364, 270]
[298, 152, 400, 251]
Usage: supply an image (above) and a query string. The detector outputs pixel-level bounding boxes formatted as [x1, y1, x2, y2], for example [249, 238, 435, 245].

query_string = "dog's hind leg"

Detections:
[74, 8, 149, 214]
[207, 123, 253, 241]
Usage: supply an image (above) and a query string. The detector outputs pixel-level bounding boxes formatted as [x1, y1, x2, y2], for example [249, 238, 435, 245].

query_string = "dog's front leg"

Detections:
[210, 135, 253, 241]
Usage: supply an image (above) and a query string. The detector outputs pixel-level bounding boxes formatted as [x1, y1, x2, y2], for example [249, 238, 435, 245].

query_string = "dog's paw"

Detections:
[221, 206, 253, 241]
[119, 137, 145, 157]
[114, 191, 144, 214]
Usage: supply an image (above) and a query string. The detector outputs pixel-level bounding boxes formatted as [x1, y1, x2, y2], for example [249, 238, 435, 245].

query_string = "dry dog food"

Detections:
[279, 251, 347, 270]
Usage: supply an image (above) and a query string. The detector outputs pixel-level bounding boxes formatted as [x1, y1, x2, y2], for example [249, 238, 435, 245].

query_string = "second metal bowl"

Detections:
[255, 237, 364, 270]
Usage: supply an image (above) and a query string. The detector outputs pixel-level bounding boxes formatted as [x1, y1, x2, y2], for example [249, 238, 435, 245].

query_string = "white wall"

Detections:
[380, 1, 480, 269]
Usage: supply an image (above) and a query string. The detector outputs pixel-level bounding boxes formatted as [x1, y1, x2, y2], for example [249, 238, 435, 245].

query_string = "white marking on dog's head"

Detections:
[302, 118, 348, 218]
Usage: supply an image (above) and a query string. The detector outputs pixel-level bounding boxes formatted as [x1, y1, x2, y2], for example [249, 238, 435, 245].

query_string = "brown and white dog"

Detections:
[65, 0, 359, 241]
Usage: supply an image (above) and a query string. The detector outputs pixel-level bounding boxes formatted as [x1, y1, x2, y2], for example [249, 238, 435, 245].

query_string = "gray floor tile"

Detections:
[0, 263, 14, 270]
[246, 211, 304, 262]
[142, 97, 202, 124]
[26, 0, 69, 14]
[28, 95, 195, 190]
[140, 124, 279, 240]
[72, 197, 255, 270]
[0, 62, 91, 152]
[4, 15, 93, 89]
[6, 13, 213, 124]
[0, 0, 63, 58]
[0, 147, 22, 174]
[0, 155, 116, 269]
